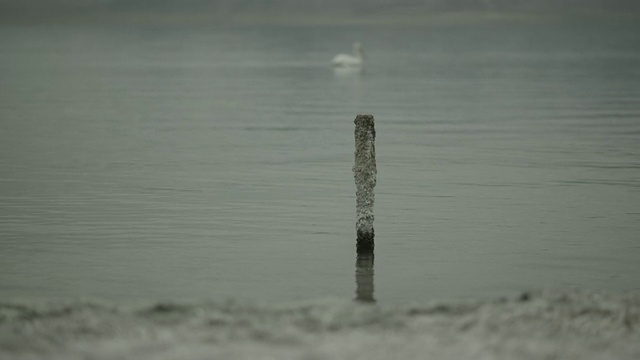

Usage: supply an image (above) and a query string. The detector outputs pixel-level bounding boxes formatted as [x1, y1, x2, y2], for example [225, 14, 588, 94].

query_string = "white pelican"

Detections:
[331, 42, 364, 67]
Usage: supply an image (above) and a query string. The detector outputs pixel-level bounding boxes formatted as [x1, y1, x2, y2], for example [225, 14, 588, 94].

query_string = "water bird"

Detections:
[331, 42, 364, 68]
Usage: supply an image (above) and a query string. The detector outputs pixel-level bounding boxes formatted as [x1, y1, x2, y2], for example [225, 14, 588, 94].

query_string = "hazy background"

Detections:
[1, 0, 640, 24]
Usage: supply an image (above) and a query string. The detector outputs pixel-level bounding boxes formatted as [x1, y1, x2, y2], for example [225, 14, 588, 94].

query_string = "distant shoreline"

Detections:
[1, 9, 639, 26]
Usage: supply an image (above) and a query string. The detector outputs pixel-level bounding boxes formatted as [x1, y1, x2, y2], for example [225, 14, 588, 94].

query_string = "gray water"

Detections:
[1, 22, 639, 305]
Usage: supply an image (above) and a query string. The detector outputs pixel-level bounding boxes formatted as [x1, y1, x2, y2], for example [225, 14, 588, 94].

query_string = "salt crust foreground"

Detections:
[1, 290, 639, 360]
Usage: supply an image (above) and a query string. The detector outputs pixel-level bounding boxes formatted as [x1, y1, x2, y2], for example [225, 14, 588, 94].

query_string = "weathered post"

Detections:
[353, 114, 376, 255]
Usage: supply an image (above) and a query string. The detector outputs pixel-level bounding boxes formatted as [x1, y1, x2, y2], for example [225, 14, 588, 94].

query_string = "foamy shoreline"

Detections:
[2, 290, 639, 359]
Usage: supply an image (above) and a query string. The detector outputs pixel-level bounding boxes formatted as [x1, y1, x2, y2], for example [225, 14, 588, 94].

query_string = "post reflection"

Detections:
[354, 253, 375, 303]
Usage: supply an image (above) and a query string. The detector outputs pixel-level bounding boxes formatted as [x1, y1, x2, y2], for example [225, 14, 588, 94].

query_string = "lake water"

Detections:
[1, 21, 639, 306]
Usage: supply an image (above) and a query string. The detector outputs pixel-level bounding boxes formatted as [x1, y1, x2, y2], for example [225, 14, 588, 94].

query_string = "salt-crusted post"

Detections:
[353, 114, 376, 255]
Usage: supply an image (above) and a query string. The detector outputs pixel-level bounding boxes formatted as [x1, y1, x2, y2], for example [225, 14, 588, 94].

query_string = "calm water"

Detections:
[1, 21, 639, 304]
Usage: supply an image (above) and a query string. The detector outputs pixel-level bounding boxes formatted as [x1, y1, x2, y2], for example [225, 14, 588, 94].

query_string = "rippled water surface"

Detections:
[1, 22, 639, 304]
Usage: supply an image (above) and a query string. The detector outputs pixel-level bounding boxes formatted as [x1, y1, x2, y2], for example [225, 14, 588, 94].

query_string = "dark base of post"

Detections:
[356, 230, 375, 255]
